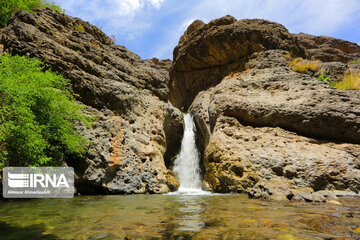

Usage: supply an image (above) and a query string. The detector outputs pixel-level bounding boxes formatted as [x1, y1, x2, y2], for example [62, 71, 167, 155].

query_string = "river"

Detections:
[0, 194, 360, 239]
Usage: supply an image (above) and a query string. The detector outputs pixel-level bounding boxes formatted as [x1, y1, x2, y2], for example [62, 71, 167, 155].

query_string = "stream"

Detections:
[1, 114, 359, 239]
[0, 194, 360, 239]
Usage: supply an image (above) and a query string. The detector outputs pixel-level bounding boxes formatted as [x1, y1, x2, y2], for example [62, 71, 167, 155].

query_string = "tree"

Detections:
[0, 0, 64, 28]
[0, 54, 90, 168]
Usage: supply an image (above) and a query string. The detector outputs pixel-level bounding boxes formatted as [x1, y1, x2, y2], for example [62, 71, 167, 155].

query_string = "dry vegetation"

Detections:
[289, 57, 360, 90]
[290, 58, 320, 72]
[334, 72, 360, 90]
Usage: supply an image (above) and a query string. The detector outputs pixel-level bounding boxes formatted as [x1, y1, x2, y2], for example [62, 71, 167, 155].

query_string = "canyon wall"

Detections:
[1, 9, 360, 200]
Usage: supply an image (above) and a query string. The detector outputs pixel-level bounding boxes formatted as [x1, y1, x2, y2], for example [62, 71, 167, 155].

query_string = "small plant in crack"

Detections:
[317, 74, 335, 87]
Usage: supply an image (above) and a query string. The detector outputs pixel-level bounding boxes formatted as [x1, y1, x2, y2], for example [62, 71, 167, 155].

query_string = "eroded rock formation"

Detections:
[170, 16, 360, 201]
[297, 33, 360, 63]
[169, 17, 307, 111]
[0, 9, 183, 194]
[1, 9, 360, 201]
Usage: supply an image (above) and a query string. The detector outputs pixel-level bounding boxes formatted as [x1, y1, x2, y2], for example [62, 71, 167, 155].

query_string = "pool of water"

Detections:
[0, 194, 359, 239]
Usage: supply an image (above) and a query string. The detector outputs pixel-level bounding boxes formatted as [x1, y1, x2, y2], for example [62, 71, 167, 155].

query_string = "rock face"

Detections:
[169, 17, 307, 110]
[297, 33, 360, 63]
[0, 9, 183, 194]
[1, 9, 360, 200]
[171, 16, 360, 200]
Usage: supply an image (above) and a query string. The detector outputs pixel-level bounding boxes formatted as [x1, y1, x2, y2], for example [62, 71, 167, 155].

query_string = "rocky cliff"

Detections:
[296, 33, 360, 63]
[0, 9, 182, 194]
[1, 9, 360, 200]
[170, 16, 360, 201]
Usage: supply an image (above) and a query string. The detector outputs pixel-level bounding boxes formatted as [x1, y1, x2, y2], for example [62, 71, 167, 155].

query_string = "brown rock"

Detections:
[296, 33, 360, 63]
[318, 62, 348, 82]
[202, 114, 360, 198]
[170, 16, 360, 200]
[248, 178, 291, 201]
[178, 19, 206, 44]
[197, 50, 360, 198]
[327, 200, 341, 205]
[169, 16, 307, 110]
[206, 50, 360, 144]
[165, 170, 180, 191]
[0, 9, 183, 194]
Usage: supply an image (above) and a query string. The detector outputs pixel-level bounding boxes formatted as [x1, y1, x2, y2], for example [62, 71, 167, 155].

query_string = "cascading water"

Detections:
[172, 113, 203, 193]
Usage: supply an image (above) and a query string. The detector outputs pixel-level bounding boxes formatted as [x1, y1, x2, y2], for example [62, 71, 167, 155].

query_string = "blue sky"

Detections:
[54, 0, 360, 60]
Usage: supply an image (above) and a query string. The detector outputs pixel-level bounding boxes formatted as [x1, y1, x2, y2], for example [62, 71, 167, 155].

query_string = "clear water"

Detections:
[1, 115, 359, 239]
[172, 113, 203, 193]
[0, 194, 359, 239]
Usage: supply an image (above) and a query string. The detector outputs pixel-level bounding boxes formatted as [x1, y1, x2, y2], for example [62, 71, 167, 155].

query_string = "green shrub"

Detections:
[0, 54, 90, 168]
[317, 74, 335, 88]
[317, 74, 330, 82]
[348, 59, 360, 64]
[0, 0, 64, 28]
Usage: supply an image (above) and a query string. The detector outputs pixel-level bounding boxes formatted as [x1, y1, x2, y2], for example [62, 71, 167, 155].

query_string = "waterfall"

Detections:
[172, 113, 202, 193]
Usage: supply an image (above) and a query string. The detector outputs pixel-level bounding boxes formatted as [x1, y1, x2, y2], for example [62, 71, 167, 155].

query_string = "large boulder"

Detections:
[0, 8, 183, 194]
[169, 16, 307, 110]
[171, 17, 360, 200]
[296, 33, 360, 63]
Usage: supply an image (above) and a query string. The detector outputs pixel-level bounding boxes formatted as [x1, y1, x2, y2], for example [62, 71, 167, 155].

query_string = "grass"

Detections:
[290, 58, 320, 73]
[317, 74, 332, 84]
[290, 57, 360, 91]
[284, 53, 291, 59]
[74, 24, 85, 32]
[348, 59, 360, 64]
[289, 57, 302, 66]
[334, 72, 360, 90]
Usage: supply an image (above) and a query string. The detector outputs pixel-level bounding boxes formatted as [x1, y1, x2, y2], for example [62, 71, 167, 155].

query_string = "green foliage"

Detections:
[317, 74, 330, 82]
[317, 74, 335, 87]
[0, 0, 64, 28]
[74, 23, 85, 33]
[0, 54, 90, 168]
[348, 59, 360, 64]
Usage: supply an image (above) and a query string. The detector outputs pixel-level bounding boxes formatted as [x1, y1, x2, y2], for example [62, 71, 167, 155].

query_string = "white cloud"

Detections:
[152, 0, 360, 58]
[182, 0, 360, 35]
[55, 0, 360, 59]
[57, 0, 166, 42]
[148, 0, 165, 9]
[114, 0, 142, 16]
[152, 18, 195, 59]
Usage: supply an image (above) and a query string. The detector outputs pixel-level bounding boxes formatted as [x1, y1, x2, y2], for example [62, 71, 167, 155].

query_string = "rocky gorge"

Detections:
[1, 9, 359, 202]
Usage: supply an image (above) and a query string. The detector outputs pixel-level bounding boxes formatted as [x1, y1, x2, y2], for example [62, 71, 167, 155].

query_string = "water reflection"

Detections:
[174, 195, 205, 232]
[0, 194, 359, 239]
